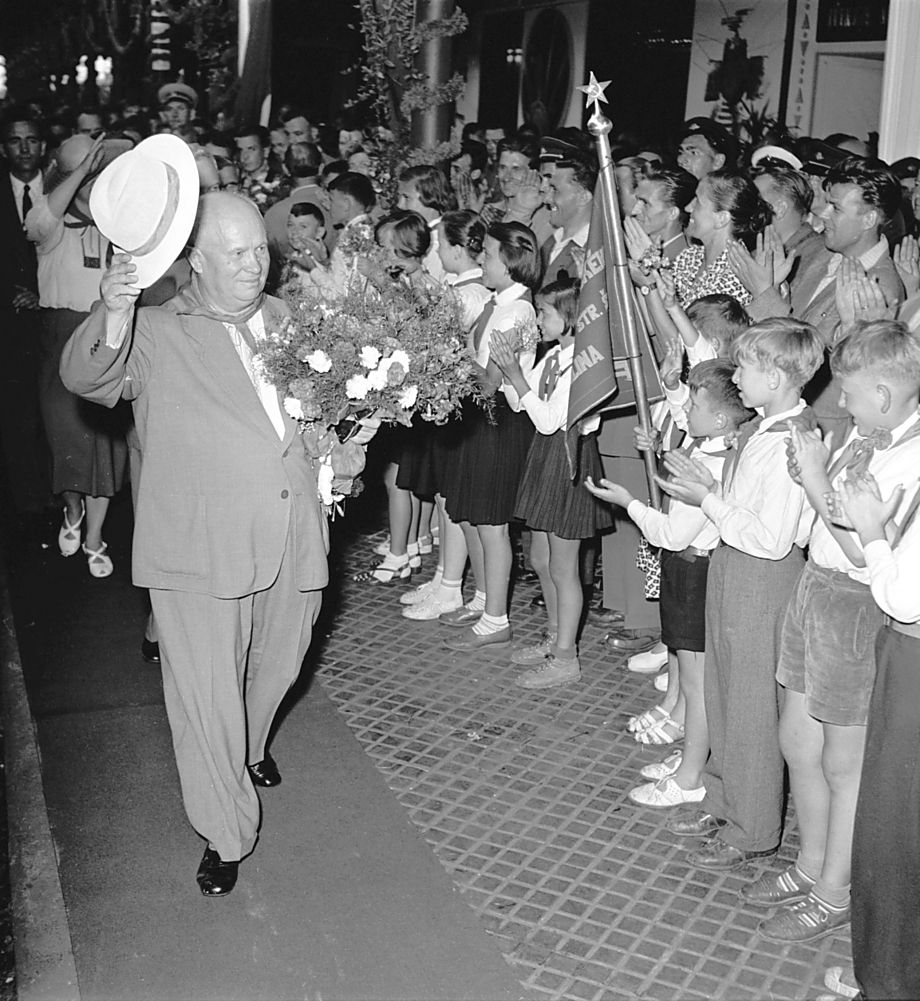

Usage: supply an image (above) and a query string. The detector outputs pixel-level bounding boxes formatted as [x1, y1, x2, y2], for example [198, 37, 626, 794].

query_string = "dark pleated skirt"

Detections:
[444, 396, 533, 526]
[514, 429, 613, 540]
[39, 308, 129, 497]
[395, 419, 438, 497]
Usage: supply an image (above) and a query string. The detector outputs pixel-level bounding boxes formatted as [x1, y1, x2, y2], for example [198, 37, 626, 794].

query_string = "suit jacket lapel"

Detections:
[182, 314, 289, 446]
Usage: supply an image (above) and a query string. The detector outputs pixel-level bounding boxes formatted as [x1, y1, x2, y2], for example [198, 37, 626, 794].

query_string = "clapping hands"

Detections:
[785, 425, 831, 487]
[727, 226, 796, 296]
[624, 216, 653, 263]
[835, 257, 896, 332]
[489, 329, 522, 379]
[828, 471, 906, 542]
[655, 449, 717, 507]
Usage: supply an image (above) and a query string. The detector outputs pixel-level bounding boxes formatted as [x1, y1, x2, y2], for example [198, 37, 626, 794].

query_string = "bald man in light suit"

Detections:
[61, 193, 328, 896]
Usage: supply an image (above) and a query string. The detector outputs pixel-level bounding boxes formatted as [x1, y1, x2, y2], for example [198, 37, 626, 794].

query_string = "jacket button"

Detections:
[281, 490, 289, 499]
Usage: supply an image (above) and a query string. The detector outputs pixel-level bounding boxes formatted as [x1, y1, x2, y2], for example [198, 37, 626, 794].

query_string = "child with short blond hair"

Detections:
[750, 319, 920, 943]
[659, 317, 824, 871]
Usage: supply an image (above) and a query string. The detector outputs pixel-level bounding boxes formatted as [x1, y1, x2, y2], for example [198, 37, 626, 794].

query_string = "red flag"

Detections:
[565, 176, 664, 475]
[236, 0, 273, 127]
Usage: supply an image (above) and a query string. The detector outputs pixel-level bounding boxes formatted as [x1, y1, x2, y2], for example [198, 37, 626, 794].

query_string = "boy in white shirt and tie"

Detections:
[659, 317, 824, 872]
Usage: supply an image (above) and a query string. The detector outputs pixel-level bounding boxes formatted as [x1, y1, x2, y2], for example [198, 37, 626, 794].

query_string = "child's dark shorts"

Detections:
[776, 559, 884, 725]
[660, 546, 709, 653]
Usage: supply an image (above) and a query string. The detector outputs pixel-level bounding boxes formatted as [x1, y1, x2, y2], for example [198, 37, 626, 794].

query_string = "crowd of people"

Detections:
[2, 79, 920, 1001]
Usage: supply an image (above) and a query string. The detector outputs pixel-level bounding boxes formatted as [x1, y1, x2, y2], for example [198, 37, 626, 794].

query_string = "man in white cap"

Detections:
[158, 81, 198, 134]
[60, 182, 329, 897]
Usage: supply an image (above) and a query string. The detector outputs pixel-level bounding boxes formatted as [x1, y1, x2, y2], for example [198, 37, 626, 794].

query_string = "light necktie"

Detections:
[539, 352, 560, 400]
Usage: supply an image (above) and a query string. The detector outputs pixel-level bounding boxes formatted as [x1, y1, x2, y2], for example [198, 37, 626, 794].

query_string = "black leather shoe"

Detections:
[687, 837, 777, 872]
[517, 567, 540, 584]
[530, 592, 546, 608]
[248, 753, 281, 787]
[141, 638, 160, 663]
[588, 606, 625, 627]
[196, 848, 239, 896]
[667, 811, 727, 838]
[603, 628, 661, 653]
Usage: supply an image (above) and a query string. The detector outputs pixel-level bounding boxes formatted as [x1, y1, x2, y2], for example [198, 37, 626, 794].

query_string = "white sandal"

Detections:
[353, 554, 411, 584]
[627, 705, 670, 733]
[58, 506, 85, 557]
[83, 541, 113, 578]
[635, 714, 684, 745]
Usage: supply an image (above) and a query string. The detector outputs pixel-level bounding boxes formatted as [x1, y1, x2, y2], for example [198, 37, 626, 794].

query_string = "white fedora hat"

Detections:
[90, 134, 199, 289]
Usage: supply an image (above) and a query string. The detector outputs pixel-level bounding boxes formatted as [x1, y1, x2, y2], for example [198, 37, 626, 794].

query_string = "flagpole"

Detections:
[586, 107, 661, 510]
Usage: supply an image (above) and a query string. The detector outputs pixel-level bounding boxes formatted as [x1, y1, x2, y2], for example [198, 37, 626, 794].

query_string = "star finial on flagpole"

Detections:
[577, 71, 611, 111]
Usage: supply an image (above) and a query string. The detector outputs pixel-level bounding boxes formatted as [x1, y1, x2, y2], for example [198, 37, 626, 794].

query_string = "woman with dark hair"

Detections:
[397, 164, 455, 282]
[669, 170, 773, 306]
[625, 165, 697, 266]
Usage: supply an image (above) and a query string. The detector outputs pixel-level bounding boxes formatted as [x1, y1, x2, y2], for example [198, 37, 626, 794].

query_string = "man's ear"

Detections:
[712, 152, 726, 172]
[714, 411, 727, 429]
[767, 367, 780, 390]
[862, 207, 880, 234]
[773, 197, 789, 223]
[188, 246, 204, 275]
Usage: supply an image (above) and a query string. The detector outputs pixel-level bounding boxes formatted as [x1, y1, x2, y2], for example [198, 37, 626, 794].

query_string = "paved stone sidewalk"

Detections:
[313, 530, 851, 1001]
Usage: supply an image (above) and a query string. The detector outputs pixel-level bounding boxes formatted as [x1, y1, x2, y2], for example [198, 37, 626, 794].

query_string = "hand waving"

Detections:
[894, 234, 920, 296]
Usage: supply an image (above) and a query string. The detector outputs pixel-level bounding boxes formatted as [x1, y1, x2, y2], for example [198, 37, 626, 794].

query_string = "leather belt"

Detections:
[675, 546, 712, 562]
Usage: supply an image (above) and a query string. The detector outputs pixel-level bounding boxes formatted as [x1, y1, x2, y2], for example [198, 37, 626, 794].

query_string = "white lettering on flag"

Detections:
[581, 248, 605, 282]
[573, 344, 605, 378]
[576, 303, 602, 332]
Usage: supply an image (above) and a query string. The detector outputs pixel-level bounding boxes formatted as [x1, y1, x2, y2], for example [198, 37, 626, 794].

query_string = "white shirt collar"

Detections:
[545, 342, 575, 364]
[428, 216, 441, 230]
[755, 399, 807, 433]
[493, 281, 529, 306]
[551, 222, 590, 248]
[827, 237, 888, 276]
[9, 172, 43, 196]
[699, 434, 729, 453]
[447, 267, 483, 285]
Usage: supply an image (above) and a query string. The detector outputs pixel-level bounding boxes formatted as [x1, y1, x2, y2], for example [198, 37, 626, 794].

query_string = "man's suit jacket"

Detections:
[747, 239, 904, 342]
[60, 293, 329, 599]
[747, 238, 905, 428]
[0, 169, 39, 309]
[540, 233, 583, 286]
